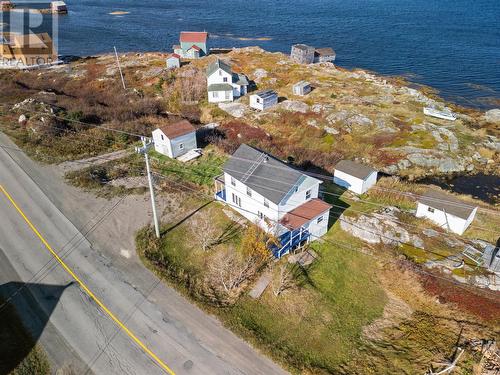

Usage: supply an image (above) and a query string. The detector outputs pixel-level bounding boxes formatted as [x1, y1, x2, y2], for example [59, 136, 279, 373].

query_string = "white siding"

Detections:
[415, 203, 477, 235]
[279, 177, 321, 214]
[207, 68, 233, 86]
[333, 170, 377, 195]
[249, 94, 278, 111]
[152, 129, 197, 159]
[223, 172, 280, 232]
[208, 89, 233, 103]
[152, 128, 173, 157]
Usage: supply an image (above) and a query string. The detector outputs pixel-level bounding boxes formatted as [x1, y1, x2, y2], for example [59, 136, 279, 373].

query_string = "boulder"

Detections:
[278, 100, 309, 113]
[253, 68, 268, 83]
[218, 102, 247, 118]
[483, 109, 500, 124]
[18, 114, 27, 124]
[346, 114, 373, 127]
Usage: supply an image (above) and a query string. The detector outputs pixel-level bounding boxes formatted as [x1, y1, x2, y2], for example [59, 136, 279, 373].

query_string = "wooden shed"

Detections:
[293, 81, 311, 96]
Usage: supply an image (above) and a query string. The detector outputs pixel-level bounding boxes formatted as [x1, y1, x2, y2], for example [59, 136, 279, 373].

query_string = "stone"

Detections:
[253, 68, 268, 82]
[278, 100, 309, 113]
[324, 126, 339, 135]
[18, 114, 27, 124]
[346, 114, 373, 127]
[326, 110, 349, 124]
[218, 102, 247, 118]
[423, 228, 439, 237]
[483, 109, 500, 123]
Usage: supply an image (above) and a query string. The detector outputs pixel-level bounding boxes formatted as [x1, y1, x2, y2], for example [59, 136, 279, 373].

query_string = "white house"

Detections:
[293, 81, 311, 96]
[173, 31, 208, 59]
[152, 120, 197, 159]
[214, 144, 332, 257]
[206, 59, 249, 103]
[249, 89, 278, 111]
[166, 53, 181, 69]
[416, 190, 477, 235]
[333, 160, 378, 195]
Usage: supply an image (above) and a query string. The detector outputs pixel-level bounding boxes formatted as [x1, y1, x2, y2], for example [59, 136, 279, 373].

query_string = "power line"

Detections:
[150, 170, 487, 268]
[148, 170, 500, 303]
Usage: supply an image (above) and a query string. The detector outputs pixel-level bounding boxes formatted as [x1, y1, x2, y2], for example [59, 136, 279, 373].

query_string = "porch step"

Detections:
[249, 271, 272, 299]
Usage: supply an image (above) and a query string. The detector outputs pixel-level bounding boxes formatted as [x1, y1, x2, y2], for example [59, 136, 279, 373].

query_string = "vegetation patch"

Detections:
[0, 297, 51, 375]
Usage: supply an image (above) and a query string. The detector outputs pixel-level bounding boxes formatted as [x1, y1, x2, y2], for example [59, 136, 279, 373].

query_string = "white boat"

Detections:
[423, 107, 456, 121]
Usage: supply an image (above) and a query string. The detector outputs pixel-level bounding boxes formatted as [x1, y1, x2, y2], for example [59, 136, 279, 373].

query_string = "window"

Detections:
[427, 207, 435, 213]
[232, 193, 241, 207]
[256, 98, 261, 103]
[161, 134, 164, 140]
[294, 186, 299, 193]
[213, 91, 219, 98]
[219, 70, 222, 76]
[225, 91, 231, 100]
[247, 187, 252, 197]
[306, 189, 311, 200]
[264, 199, 269, 208]
[223, 77, 228, 82]
[258, 211, 264, 219]
[179, 143, 184, 150]
[231, 176, 236, 186]
[317, 216, 324, 224]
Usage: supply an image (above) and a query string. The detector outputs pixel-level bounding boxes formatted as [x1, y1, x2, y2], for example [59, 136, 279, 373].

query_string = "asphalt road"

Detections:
[0, 136, 287, 375]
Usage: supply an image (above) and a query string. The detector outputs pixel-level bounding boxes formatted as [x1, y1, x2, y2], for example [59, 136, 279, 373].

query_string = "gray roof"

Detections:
[206, 59, 232, 77]
[419, 190, 477, 220]
[252, 89, 277, 100]
[234, 73, 249, 86]
[223, 144, 305, 204]
[292, 44, 313, 51]
[315, 47, 335, 56]
[207, 83, 233, 92]
[335, 160, 377, 180]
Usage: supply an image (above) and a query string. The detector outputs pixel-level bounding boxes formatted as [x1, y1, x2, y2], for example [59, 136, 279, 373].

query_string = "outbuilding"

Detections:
[249, 89, 278, 111]
[314, 47, 336, 63]
[152, 120, 197, 159]
[166, 53, 181, 69]
[416, 190, 477, 235]
[333, 160, 378, 195]
[293, 81, 311, 96]
[290, 44, 315, 64]
[51, 1, 67, 14]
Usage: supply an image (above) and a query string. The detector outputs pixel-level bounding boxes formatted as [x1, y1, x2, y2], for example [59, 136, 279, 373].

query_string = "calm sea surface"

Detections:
[53, 0, 499, 109]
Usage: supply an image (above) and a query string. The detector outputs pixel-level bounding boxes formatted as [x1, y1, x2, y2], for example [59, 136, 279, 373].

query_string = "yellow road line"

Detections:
[0, 184, 175, 375]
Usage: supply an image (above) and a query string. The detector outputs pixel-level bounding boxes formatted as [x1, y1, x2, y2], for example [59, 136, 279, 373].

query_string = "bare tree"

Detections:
[196, 214, 220, 252]
[271, 263, 296, 297]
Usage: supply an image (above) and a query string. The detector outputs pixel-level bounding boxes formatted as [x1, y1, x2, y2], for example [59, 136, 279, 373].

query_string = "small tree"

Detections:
[271, 263, 296, 297]
[240, 225, 272, 264]
[196, 214, 220, 252]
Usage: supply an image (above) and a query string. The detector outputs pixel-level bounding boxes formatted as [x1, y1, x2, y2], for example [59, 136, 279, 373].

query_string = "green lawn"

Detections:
[137, 201, 387, 374]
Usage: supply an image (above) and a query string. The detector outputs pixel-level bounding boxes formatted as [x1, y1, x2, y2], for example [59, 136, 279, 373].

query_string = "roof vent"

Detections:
[264, 156, 269, 163]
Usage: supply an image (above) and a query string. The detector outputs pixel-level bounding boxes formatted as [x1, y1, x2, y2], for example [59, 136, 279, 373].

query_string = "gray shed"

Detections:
[293, 81, 311, 96]
[290, 44, 315, 64]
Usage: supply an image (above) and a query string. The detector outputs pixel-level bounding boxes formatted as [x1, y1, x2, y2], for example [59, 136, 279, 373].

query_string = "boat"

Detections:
[423, 107, 456, 121]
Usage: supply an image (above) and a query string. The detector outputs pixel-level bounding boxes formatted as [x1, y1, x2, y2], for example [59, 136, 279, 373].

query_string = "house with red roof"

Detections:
[152, 120, 197, 158]
[173, 31, 208, 59]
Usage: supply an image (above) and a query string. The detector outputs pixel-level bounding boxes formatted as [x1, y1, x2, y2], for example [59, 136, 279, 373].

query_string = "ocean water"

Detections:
[53, 0, 499, 109]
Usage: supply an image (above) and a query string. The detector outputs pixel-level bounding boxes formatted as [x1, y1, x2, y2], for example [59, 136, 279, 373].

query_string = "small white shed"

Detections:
[166, 53, 181, 69]
[152, 120, 197, 159]
[293, 81, 311, 96]
[416, 190, 477, 235]
[51, 1, 67, 13]
[333, 160, 378, 195]
[249, 89, 278, 111]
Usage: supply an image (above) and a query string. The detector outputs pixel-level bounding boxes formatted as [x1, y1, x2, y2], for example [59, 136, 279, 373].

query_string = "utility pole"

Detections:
[136, 137, 160, 238]
[113, 46, 126, 90]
